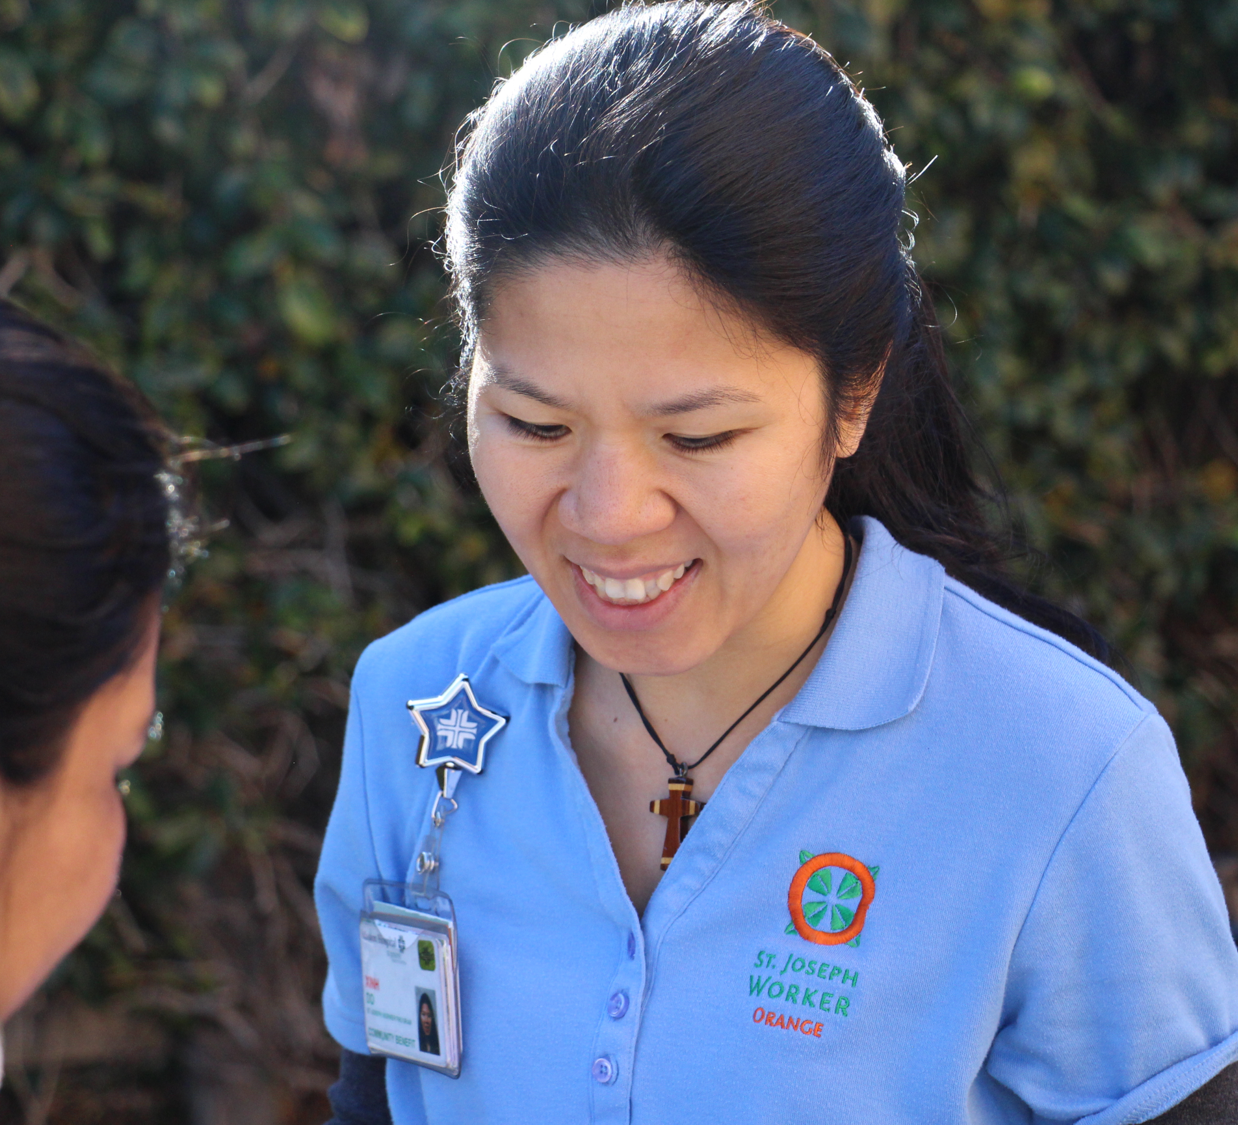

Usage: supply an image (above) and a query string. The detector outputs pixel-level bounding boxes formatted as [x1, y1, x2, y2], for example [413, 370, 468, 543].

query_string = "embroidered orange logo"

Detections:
[787, 851, 877, 946]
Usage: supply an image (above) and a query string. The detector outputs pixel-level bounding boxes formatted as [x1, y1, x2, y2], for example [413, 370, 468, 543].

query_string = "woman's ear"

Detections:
[834, 360, 886, 460]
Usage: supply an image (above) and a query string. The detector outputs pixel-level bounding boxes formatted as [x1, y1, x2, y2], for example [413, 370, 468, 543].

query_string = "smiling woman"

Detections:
[315, 4, 1238, 1124]
[0, 301, 170, 1036]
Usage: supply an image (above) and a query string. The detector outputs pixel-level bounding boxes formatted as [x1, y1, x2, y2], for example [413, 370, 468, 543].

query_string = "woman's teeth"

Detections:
[579, 562, 690, 605]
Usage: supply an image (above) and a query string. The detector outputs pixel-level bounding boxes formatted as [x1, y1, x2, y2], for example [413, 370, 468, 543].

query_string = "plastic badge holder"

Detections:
[360, 879, 462, 1078]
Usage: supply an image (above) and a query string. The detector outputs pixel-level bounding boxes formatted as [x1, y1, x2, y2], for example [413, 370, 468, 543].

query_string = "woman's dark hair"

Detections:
[445, 0, 1110, 661]
[418, 993, 440, 1054]
[0, 299, 171, 785]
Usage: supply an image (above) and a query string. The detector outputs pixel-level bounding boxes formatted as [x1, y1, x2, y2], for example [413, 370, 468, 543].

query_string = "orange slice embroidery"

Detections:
[788, 852, 875, 945]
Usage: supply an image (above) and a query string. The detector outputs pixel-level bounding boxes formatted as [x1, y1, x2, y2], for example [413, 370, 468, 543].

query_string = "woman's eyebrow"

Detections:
[480, 366, 573, 410]
[480, 365, 759, 416]
[643, 386, 762, 416]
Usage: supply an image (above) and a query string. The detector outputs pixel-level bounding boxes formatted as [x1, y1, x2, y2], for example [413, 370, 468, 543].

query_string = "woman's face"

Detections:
[421, 1001, 434, 1035]
[469, 255, 867, 676]
[0, 613, 159, 1020]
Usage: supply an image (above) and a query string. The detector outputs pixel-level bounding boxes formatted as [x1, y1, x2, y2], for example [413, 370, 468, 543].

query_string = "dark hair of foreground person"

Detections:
[0, 298, 171, 784]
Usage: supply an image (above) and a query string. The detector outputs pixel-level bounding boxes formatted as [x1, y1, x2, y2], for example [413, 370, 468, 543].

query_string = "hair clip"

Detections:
[170, 434, 292, 466]
[160, 434, 292, 589]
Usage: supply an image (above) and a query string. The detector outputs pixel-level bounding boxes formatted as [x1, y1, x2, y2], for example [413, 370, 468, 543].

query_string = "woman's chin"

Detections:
[571, 613, 721, 677]
[585, 646, 708, 678]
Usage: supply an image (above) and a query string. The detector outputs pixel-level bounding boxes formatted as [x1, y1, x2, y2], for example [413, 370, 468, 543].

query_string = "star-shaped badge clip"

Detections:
[408, 673, 507, 775]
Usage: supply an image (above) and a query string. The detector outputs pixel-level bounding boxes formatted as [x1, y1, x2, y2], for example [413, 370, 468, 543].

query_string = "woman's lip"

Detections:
[570, 558, 700, 630]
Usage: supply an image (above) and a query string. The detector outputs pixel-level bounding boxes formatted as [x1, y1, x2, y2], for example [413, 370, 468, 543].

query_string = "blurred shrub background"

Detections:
[0, 0, 1235, 1120]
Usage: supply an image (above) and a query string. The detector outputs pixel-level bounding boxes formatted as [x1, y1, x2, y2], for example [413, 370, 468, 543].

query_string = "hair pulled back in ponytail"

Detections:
[445, 0, 1110, 662]
[0, 300, 172, 785]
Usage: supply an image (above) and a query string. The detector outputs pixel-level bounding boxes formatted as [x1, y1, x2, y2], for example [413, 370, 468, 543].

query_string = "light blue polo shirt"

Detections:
[315, 518, 1238, 1124]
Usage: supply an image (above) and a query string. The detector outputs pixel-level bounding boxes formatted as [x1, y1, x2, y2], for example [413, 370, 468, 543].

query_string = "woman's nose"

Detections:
[557, 441, 676, 545]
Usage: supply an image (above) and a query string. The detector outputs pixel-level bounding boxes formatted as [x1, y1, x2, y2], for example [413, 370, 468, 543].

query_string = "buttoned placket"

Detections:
[544, 671, 647, 1124]
[585, 924, 645, 1123]
[545, 674, 811, 1123]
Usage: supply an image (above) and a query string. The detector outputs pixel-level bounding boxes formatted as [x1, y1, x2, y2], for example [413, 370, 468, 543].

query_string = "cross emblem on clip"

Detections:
[408, 673, 507, 774]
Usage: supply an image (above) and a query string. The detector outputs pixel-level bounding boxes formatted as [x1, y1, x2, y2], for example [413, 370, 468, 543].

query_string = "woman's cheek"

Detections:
[732, 442, 827, 536]
[79, 785, 128, 923]
[684, 468, 785, 555]
[470, 430, 511, 508]
[36, 777, 128, 972]
[475, 445, 549, 552]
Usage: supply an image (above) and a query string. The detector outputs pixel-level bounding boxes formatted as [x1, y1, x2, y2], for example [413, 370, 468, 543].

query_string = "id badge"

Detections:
[360, 880, 463, 1078]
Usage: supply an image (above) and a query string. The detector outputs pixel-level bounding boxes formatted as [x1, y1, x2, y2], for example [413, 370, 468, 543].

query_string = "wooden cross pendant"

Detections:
[650, 776, 704, 870]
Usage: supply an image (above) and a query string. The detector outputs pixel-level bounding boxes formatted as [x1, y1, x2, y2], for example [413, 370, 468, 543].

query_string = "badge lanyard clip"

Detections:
[405, 672, 506, 894]
[414, 766, 461, 894]
[359, 674, 506, 1076]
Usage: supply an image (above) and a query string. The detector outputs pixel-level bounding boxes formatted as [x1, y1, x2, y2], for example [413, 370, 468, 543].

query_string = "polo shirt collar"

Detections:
[780, 516, 943, 731]
[492, 516, 945, 728]
[491, 580, 575, 687]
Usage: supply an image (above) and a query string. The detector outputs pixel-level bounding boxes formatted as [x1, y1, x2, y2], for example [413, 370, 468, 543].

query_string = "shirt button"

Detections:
[627, 931, 636, 959]
[592, 1056, 617, 1085]
[607, 990, 629, 1019]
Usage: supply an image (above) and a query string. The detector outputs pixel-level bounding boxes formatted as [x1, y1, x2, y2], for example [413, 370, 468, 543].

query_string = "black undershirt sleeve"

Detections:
[325, 1048, 392, 1125]
[1144, 1062, 1238, 1124]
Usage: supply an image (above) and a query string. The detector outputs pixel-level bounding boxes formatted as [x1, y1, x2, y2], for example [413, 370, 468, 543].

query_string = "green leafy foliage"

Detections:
[0, 0, 1235, 1117]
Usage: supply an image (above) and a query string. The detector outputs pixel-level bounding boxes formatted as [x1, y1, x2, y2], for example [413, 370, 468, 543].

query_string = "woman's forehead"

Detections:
[474, 258, 819, 412]
[482, 255, 760, 349]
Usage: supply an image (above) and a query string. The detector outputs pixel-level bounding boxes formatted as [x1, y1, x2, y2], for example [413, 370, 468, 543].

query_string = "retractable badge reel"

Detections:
[359, 675, 505, 1079]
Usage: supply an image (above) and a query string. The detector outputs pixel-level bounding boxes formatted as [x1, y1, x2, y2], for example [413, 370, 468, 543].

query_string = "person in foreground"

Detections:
[0, 301, 170, 1061]
[315, 4, 1238, 1122]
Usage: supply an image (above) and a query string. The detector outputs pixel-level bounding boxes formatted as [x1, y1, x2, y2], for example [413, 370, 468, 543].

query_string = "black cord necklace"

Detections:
[624, 536, 854, 869]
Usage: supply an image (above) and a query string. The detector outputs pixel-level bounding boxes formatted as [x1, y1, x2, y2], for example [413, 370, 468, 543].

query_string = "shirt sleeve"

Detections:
[986, 712, 1238, 1125]
[314, 681, 385, 1055]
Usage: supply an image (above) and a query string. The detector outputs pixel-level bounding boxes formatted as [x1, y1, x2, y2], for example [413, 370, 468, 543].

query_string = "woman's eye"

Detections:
[667, 431, 740, 453]
[504, 416, 569, 442]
